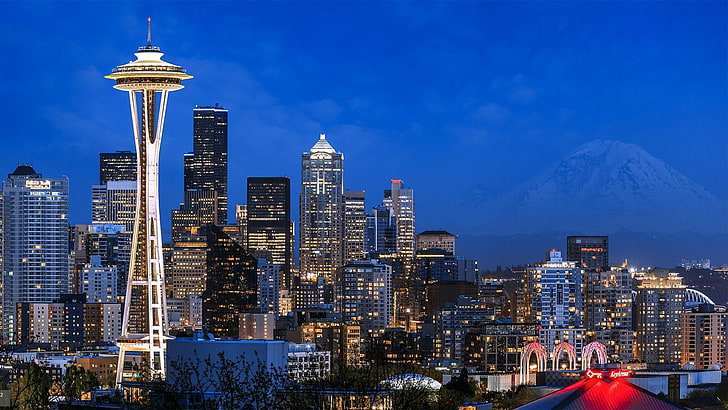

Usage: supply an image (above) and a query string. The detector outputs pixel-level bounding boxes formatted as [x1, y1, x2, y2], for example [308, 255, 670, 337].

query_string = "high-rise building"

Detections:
[435, 296, 499, 361]
[202, 225, 257, 339]
[186, 105, 228, 225]
[416, 230, 457, 255]
[681, 304, 727, 370]
[171, 189, 218, 241]
[384, 180, 415, 260]
[170, 105, 228, 240]
[339, 260, 392, 336]
[463, 322, 539, 373]
[81, 255, 118, 304]
[92, 180, 137, 231]
[106, 21, 192, 382]
[246, 177, 292, 289]
[74, 223, 130, 301]
[414, 250, 476, 282]
[1, 166, 69, 344]
[635, 270, 686, 364]
[365, 205, 396, 256]
[583, 267, 634, 361]
[343, 190, 367, 264]
[99, 150, 137, 184]
[566, 236, 609, 270]
[168, 232, 207, 299]
[257, 259, 281, 315]
[299, 134, 344, 283]
[522, 250, 584, 328]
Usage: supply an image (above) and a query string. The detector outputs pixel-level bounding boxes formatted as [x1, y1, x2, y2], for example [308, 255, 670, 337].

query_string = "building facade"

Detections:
[246, 177, 292, 289]
[343, 190, 367, 264]
[383, 180, 415, 260]
[566, 236, 609, 270]
[168, 232, 208, 299]
[635, 270, 686, 363]
[1, 166, 69, 344]
[681, 304, 727, 370]
[339, 260, 392, 336]
[187, 105, 229, 225]
[99, 150, 137, 184]
[202, 225, 257, 339]
[584, 267, 634, 361]
[416, 230, 457, 254]
[299, 134, 344, 284]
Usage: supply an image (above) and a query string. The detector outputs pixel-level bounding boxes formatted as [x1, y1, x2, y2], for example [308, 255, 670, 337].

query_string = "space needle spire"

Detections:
[106, 19, 192, 385]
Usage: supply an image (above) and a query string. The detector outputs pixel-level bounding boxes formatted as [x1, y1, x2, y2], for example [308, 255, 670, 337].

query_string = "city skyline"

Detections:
[1, 2, 725, 266]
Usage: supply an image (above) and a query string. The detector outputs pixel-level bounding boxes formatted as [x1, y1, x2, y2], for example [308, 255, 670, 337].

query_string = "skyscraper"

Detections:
[681, 304, 727, 370]
[343, 190, 367, 264]
[186, 105, 228, 225]
[246, 177, 292, 288]
[566, 236, 609, 270]
[171, 189, 218, 241]
[385, 180, 415, 260]
[106, 20, 191, 381]
[365, 205, 397, 256]
[201, 225, 257, 339]
[583, 267, 634, 361]
[523, 250, 584, 327]
[1, 166, 69, 344]
[339, 260, 392, 337]
[99, 150, 137, 184]
[522, 250, 585, 353]
[299, 133, 344, 284]
[91, 180, 137, 231]
[416, 230, 457, 254]
[635, 270, 686, 364]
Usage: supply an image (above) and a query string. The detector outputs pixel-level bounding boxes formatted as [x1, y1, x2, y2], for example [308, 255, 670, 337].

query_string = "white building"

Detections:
[2, 166, 69, 344]
[299, 134, 345, 283]
[82, 256, 118, 303]
[339, 260, 393, 336]
[166, 331, 330, 383]
[257, 260, 281, 315]
[287, 343, 331, 382]
[523, 250, 584, 328]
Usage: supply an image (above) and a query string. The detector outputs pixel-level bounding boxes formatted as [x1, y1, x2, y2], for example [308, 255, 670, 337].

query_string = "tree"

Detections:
[166, 350, 290, 410]
[12, 362, 51, 410]
[62, 365, 100, 405]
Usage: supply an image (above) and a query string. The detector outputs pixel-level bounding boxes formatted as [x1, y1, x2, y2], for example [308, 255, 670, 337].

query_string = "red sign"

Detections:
[585, 369, 631, 380]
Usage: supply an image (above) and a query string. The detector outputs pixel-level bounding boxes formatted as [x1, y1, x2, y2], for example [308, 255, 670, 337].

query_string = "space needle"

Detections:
[106, 18, 192, 384]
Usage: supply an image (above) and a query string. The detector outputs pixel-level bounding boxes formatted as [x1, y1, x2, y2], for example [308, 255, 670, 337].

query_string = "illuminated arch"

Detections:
[581, 341, 607, 370]
[552, 342, 577, 370]
[686, 289, 715, 305]
[520, 342, 547, 385]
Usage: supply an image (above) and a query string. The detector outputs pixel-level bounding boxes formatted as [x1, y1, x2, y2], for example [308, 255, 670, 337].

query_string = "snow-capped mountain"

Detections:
[463, 140, 727, 235]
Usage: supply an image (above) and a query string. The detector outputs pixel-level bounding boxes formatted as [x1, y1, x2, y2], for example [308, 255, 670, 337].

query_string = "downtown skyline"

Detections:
[1, 1, 725, 266]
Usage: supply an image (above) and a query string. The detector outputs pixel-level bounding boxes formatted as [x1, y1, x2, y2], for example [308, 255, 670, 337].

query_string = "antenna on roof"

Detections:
[146, 17, 152, 45]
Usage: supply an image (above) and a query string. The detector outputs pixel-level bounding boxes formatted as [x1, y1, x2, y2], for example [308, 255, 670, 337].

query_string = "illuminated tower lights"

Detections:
[105, 18, 192, 383]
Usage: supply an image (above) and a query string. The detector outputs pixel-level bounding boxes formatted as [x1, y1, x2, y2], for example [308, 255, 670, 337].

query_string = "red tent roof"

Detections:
[515, 377, 689, 410]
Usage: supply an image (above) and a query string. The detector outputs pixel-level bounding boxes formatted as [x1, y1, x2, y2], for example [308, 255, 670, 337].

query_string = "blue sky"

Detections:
[0, 2, 725, 262]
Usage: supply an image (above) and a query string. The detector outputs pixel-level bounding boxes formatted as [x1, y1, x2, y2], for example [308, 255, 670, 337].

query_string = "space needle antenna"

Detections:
[147, 16, 152, 45]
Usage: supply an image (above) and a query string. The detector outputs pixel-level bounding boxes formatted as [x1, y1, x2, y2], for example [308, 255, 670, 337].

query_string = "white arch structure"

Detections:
[686, 288, 715, 305]
[552, 342, 577, 370]
[520, 342, 548, 385]
[581, 341, 608, 370]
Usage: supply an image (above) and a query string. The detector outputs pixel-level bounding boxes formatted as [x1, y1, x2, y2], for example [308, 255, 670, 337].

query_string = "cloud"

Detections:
[471, 103, 511, 124]
[508, 85, 537, 104]
[490, 73, 537, 104]
[300, 99, 342, 122]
